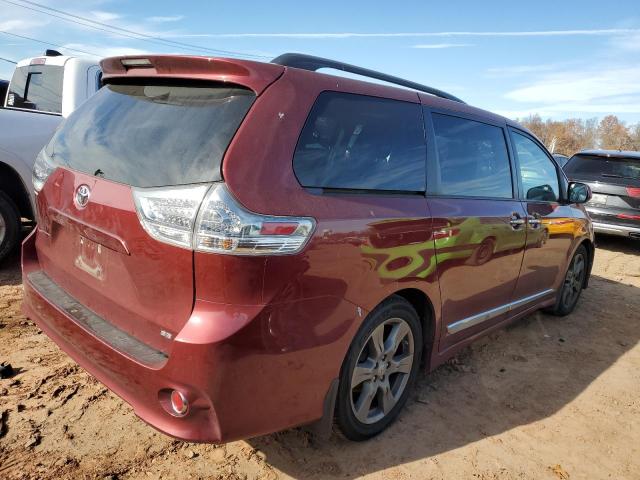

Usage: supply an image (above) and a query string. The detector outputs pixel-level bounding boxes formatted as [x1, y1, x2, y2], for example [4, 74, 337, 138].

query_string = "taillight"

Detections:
[32, 147, 57, 193]
[194, 184, 315, 255]
[617, 214, 640, 220]
[133, 183, 315, 255]
[433, 228, 460, 240]
[626, 187, 640, 198]
[133, 184, 209, 248]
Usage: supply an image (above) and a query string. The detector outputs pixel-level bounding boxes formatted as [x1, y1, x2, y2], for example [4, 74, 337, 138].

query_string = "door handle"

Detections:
[528, 214, 542, 228]
[509, 213, 525, 230]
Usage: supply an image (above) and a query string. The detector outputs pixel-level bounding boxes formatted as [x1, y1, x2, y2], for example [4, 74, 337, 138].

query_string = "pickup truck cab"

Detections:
[0, 51, 100, 261]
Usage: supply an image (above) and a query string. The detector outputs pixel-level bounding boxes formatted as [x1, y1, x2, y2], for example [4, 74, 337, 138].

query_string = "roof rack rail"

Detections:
[272, 53, 465, 104]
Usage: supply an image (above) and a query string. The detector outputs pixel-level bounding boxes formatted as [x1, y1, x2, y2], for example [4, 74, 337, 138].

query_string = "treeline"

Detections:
[518, 114, 640, 156]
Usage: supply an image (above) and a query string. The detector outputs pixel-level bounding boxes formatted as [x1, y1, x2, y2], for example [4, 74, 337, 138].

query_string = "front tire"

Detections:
[547, 245, 588, 316]
[0, 192, 20, 263]
[336, 296, 422, 441]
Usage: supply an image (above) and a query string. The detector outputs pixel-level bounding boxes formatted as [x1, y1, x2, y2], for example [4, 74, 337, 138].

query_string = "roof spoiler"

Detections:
[100, 55, 285, 96]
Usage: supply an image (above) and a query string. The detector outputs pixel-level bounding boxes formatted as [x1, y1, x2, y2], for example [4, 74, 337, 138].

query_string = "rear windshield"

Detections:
[564, 154, 640, 185]
[47, 82, 255, 187]
[7, 65, 64, 113]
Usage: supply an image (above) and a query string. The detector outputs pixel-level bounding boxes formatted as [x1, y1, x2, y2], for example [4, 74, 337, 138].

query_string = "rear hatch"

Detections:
[564, 153, 640, 227]
[33, 56, 283, 353]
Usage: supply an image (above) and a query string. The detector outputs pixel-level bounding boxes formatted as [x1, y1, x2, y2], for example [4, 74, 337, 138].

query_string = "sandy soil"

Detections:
[0, 235, 638, 480]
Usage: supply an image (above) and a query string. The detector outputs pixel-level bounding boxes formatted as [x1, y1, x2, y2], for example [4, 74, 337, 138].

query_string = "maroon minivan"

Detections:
[22, 54, 594, 442]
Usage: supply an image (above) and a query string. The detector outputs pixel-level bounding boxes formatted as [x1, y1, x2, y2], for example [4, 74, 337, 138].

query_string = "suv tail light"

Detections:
[133, 183, 315, 255]
[626, 187, 640, 198]
[32, 147, 57, 193]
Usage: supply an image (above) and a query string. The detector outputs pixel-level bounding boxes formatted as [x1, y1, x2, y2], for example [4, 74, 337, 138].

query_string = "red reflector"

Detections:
[30, 57, 46, 65]
[617, 214, 640, 220]
[626, 187, 640, 198]
[260, 222, 298, 235]
[170, 390, 189, 416]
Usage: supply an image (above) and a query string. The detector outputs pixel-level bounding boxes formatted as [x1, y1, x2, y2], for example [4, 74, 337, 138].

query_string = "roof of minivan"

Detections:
[100, 53, 529, 136]
[576, 149, 640, 159]
[279, 60, 530, 135]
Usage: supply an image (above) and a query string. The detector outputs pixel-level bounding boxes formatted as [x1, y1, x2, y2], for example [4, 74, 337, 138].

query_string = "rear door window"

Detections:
[430, 113, 513, 198]
[47, 82, 255, 187]
[511, 131, 560, 202]
[293, 92, 426, 192]
[7, 65, 64, 114]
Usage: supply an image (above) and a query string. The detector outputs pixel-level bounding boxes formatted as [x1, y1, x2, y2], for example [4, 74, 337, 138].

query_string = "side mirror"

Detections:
[526, 184, 557, 202]
[568, 182, 591, 204]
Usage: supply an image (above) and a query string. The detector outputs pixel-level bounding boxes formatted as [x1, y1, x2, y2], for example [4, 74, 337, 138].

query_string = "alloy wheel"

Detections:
[350, 318, 414, 425]
[561, 252, 585, 309]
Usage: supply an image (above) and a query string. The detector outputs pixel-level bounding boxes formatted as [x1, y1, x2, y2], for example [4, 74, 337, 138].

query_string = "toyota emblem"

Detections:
[75, 184, 91, 208]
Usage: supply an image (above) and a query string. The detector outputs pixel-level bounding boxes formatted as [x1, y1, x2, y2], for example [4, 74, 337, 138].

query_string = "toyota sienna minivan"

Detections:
[22, 54, 594, 442]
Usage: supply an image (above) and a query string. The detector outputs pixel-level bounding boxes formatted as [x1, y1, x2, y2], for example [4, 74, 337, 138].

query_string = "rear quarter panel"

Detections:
[211, 68, 443, 366]
[193, 69, 445, 431]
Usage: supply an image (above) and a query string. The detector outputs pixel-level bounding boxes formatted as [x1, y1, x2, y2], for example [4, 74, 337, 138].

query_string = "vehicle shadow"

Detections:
[595, 234, 639, 254]
[0, 222, 32, 285]
[246, 272, 640, 478]
[0, 249, 22, 286]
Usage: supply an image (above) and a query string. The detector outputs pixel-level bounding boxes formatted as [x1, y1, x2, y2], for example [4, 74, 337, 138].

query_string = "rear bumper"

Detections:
[22, 282, 223, 441]
[586, 206, 640, 238]
[591, 221, 640, 238]
[21, 230, 355, 443]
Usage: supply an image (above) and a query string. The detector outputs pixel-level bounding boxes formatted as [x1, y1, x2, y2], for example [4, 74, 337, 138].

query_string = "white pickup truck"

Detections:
[0, 51, 101, 261]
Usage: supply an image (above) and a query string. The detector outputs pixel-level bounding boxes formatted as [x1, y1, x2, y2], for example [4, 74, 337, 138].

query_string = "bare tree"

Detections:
[628, 123, 640, 151]
[597, 115, 633, 150]
[519, 114, 637, 155]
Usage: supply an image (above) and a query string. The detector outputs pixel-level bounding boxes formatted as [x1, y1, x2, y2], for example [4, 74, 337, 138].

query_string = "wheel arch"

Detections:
[392, 288, 436, 369]
[0, 161, 34, 220]
[578, 238, 595, 288]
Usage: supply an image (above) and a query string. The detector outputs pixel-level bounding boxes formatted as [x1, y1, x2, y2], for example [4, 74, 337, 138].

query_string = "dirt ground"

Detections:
[0, 235, 638, 480]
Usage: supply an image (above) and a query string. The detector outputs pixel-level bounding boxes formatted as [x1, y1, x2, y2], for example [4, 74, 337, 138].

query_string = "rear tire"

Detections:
[546, 245, 588, 316]
[336, 296, 422, 441]
[0, 192, 20, 263]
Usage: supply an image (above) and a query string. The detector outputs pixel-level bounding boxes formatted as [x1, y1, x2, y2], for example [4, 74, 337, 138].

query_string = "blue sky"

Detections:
[1, 0, 640, 122]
